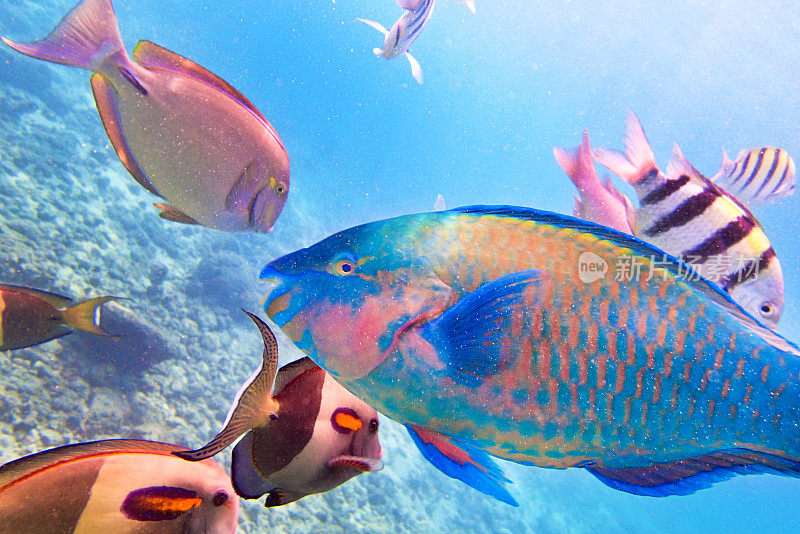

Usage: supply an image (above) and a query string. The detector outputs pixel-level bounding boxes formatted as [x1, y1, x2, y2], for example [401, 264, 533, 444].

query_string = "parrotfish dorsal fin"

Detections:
[0, 439, 191, 490]
[174, 311, 280, 462]
[90, 73, 162, 198]
[132, 40, 285, 151]
[0, 284, 72, 309]
[273, 356, 321, 395]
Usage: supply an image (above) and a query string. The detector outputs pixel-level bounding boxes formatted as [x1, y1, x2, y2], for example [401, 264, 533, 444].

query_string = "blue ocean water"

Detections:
[2, 0, 800, 532]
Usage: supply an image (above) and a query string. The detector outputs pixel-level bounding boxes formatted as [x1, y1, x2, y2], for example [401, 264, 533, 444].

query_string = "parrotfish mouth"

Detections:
[327, 455, 384, 472]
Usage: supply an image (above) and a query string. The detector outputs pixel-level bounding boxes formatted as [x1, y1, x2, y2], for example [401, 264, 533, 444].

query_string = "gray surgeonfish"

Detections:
[175, 311, 383, 507]
[2, 0, 289, 232]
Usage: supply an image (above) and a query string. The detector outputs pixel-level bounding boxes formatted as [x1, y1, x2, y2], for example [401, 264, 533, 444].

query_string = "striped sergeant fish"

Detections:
[358, 0, 436, 84]
[711, 147, 796, 205]
[261, 205, 800, 504]
[594, 112, 784, 329]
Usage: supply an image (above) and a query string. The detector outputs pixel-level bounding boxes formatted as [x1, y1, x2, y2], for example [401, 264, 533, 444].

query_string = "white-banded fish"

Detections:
[358, 0, 436, 84]
[594, 112, 784, 328]
[712, 147, 795, 205]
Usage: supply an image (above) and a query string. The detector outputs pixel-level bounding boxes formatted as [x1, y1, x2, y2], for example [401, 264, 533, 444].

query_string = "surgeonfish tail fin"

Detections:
[61, 296, 114, 336]
[594, 111, 659, 186]
[405, 52, 424, 84]
[174, 310, 280, 462]
[2, 0, 124, 72]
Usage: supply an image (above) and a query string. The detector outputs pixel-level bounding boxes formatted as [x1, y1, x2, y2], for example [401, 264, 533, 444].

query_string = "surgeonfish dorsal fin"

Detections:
[273, 357, 321, 395]
[132, 41, 284, 149]
[174, 311, 280, 462]
[0, 439, 193, 490]
[0, 284, 73, 309]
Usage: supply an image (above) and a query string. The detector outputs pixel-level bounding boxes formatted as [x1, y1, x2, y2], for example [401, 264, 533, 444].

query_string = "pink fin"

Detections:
[132, 40, 285, 151]
[2, 0, 124, 71]
[594, 111, 658, 185]
[90, 73, 161, 197]
[665, 144, 706, 182]
[398, 0, 425, 9]
[154, 203, 199, 225]
[553, 130, 599, 192]
[328, 455, 384, 472]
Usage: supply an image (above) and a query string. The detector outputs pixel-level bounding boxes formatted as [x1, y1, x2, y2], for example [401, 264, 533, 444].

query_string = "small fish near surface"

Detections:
[261, 205, 800, 504]
[0, 439, 238, 534]
[0, 284, 113, 351]
[358, 0, 436, 84]
[590, 112, 785, 329]
[175, 311, 383, 507]
[3, 0, 289, 232]
[711, 147, 796, 205]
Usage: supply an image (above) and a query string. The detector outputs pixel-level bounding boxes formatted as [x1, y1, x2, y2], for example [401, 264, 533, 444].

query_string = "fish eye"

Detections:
[275, 183, 287, 195]
[368, 418, 379, 433]
[760, 303, 776, 317]
[332, 259, 355, 276]
[212, 491, 229, 507]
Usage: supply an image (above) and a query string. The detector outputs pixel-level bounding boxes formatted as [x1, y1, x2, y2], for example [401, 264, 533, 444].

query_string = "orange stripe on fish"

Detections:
[714, 349, 725, 370]
[707, 400, 716, 421]
[652, 374, 662, 403]
[744, 385, 753, 404]
[615, 362, 626, 394]
[730, 405, 737, 419]
[597, 354, 608, 389]
[635, 368, 645, 398]
[736, 359, 746, 379]
[335, 412, 363, 432]
[683, 362, 693, 383]
[700, 369, 710, 391]
[623, 398, 632, 425]
[721, 378, 731, 399]
[670, 383, 680, 410]
[560, 345, 570, 382]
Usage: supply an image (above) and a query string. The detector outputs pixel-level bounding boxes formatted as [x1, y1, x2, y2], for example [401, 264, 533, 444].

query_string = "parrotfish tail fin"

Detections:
[2, 0, 124, 72]
[584, 448, 800, 497]
[422, 269, 546, 388]
[405, 52, 424, 84]
[554, 130, 600, 194]
[61, 296, 115, 336]
[406, 425, 518, 506]
[357, 18, 390, 36]
[174, 310, 280, 462]
[594, 111, 659, 186]
[434, 194, 446, 211]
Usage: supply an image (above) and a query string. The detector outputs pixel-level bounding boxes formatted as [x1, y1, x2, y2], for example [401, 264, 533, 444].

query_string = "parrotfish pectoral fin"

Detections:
[422, 270, 546, 387]
[1, 0, 124, 71]
[358, 18, 390, 36]
[586, 449, 800, 497]
[230, 432, 275, 499]
[90, 74, 162, 197]
[406, 425, 518, 506]
[174, 311, 280, 461]
[154, 203, 198, 225]
[594, 111, 659, 185]
[405, 52, 424, 84]
[61, 296, 115, 336]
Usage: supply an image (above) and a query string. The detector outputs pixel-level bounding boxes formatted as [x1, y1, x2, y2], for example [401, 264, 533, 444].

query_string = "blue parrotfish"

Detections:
[0, 439, 238, 533]
[594, 112, 785, 328]
[0, 284, 114, 351]
[358, 0, 436, 84]
[175, 311, 383, 507]
[261, 205, 800, 504]
[3, 0, 289, 232]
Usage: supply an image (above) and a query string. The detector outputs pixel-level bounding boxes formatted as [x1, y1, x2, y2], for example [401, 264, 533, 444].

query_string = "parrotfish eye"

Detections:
[368, 418, 379, 433]
[331, 407, 363, 434]
[212, 491, 229, 507]
[759, 302, 777, 317]
[331, 258, 356, 277]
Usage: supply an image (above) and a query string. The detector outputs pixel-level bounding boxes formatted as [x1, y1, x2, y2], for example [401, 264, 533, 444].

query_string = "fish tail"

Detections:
[2, 0, 125, 72]
[594, 111, 659, 185]
[61, 296, 114, 336]
[554, 129, 599, 192]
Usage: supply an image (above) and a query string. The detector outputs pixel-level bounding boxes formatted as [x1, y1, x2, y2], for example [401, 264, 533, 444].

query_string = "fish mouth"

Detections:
[260, 265, 294, 319]
[327, 455, 384, 472]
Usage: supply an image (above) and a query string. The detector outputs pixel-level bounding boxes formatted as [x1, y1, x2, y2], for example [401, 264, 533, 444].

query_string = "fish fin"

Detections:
[131, 40, 283, 147]
[0, 284, 73, 308]
[328, 454, 384, 472]
[174, 311, 280, 461]
[463, 0, 477, 13]
[406, 425, 518, 506]
[586, 448, 800, 497]
[61, 296, 114, 336]
[594, 111, 659, 185]
[710, 148, 735, 182]
[273, 357, 321, 395]
[554, 130, 598, 193]
[665, 144, 706, 182]
[231, 432, 276, 499]
[572, 195, 587, 219]
[154, 203, 199, 225]
[422, 270, 546, 387]
[357, 18, 390, 36]
[398, 0, 425, 9]
[405, 52, 424, 84]
[225, 162, 261, 214]
[264, 488, 306, 507]
[90, 73, 161, 197]
[1, 0, 124, 71]
[602, 177, 637, 233]
[1, 327, 72, 351]
[434, 194, 446, 211]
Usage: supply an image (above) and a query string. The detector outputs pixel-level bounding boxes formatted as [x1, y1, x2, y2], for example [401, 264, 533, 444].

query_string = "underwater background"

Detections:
[2, 0, 800, 532]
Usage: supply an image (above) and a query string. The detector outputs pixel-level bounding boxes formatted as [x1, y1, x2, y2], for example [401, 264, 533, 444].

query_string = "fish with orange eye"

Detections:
[0, 284, 114, 351]
[0, 439, 238, 534]
[175, 311, 383, 507]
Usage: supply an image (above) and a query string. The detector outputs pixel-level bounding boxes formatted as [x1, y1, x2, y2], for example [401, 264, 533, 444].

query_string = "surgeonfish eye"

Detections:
[759, 302, 778, 319]
[275, 183, 287, 195]
[331, 407, 363, 434]
[331, 258, 356, 277]
[212, 490, 229, 507]
[368, 418, 379, 433]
